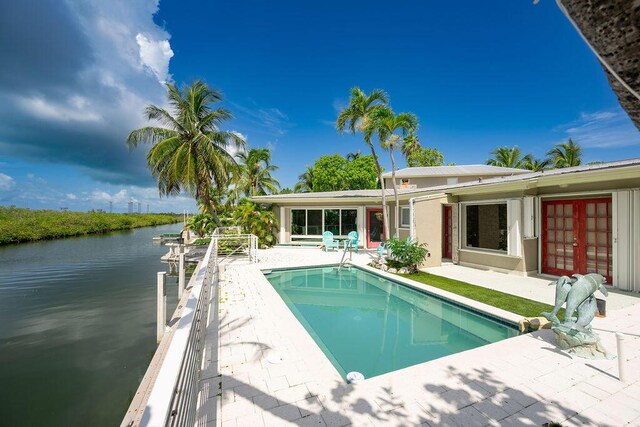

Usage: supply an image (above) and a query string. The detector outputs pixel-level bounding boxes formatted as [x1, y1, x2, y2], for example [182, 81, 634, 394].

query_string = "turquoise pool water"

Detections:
[265, 266, 518, 380]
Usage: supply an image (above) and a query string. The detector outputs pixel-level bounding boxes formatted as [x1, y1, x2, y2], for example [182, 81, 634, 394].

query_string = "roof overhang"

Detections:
[446, 163, 640, 196]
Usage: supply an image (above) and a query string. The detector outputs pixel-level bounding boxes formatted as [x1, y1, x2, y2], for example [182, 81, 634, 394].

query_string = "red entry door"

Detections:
[542, 198, 612, 284]
[366, 208, 385, 248]
[443, 205, 453, 259]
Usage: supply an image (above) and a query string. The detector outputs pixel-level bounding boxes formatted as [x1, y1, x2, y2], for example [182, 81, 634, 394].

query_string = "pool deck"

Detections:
[196, 247, 640, 426]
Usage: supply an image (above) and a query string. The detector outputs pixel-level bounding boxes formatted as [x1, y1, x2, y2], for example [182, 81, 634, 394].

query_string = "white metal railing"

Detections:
[134, 227, 257, 427]
[212, 227, 259, 266]
[139, 237, 216, 427]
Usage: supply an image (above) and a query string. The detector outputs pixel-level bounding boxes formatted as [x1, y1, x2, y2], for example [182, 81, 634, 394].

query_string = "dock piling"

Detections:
[157, 272, 167, 343]
[178, 246, 185, 298]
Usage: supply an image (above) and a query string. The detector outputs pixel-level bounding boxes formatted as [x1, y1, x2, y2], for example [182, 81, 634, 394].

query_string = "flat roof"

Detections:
[381, 164, 530, 179]
[252, 158, 640, 203]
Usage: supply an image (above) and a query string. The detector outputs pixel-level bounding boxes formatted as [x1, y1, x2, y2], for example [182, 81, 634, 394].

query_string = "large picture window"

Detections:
[465, 203, 507, 251]
[291, 208, 358, 236]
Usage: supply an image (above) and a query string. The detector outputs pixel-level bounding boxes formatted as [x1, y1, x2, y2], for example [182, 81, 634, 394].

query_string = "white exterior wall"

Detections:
[613, 190, 640, 291]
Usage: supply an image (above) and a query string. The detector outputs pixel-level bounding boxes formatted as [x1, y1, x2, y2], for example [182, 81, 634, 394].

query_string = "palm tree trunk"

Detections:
[198, 182, 223, 229]
[205, 203, 223, 229]
[389, 148, 400, 237]
[368, 143, 390, 241]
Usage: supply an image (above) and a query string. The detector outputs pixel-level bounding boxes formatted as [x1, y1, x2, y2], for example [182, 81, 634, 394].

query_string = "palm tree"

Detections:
[127, 81, 244, 227]
[547, 138, 583, 168]
[237, 148, 281, 196]
[336, 87, 390, 238]
[294, 165, 314, 193]
[486, 146, 529, 169]
[523, 155, 550, 172]
[400, 131, 420, 159]
[369, 107, 418, 237]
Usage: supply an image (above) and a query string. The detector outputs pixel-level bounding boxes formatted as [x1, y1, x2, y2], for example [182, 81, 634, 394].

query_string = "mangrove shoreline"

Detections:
[0, 207, 181, 245]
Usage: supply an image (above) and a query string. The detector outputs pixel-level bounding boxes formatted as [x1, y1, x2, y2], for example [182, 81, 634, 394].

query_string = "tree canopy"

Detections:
[295, 153, 380, 193]
[407, 147, 444, 167]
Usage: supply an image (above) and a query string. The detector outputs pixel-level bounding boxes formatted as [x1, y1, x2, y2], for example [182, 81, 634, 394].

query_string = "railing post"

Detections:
[178, 246, 185, 298]
[157, 272, 167, 343]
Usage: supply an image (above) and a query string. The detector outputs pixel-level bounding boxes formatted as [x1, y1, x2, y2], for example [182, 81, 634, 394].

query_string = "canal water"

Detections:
[0, 224, 186, 426]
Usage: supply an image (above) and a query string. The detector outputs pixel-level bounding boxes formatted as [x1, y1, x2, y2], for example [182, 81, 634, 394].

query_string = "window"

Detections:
[307, 210, 323, 235]
[324, 209, 340, 234]
[291, 209, 306, 235]
[400, 207, 411, 228]
[340, 209, 357, 234]
[465, 203, 507, 251]
[290, 208, 358, 236]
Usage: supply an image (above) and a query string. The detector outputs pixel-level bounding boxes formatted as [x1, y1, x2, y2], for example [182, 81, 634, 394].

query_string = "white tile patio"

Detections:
[196, 247, 640, 427]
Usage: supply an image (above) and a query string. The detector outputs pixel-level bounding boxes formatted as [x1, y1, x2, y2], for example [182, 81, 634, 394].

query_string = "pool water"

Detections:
[265, 266, 518, 380]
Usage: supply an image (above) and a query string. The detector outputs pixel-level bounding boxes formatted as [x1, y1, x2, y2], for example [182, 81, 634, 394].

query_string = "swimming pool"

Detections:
[264, 265, 518, 380]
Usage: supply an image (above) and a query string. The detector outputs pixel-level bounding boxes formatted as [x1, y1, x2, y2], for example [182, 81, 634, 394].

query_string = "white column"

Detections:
[279, 206, 285, 244]
[507, 199, 523, 257]
[358, 206, 366, 248]
[156, 272, 166, 343]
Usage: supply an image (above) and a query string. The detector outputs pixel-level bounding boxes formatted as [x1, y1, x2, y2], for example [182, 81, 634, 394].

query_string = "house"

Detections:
[410, 158, 640, 292]
[252, 158, 640, 291]
[251, 165, 528, 248]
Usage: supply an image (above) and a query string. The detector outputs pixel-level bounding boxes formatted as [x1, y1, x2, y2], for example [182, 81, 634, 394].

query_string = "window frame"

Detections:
[290, 207, 359, 238]
[461, 200, 509, 253]
[400, 206, 411, 228]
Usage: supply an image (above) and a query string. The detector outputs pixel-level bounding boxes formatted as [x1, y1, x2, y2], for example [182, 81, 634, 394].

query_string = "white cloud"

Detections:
[0, 173, 15, 191]
[135, 33, 174, 83]
[0, 0, 176, 185]
[66, 193, 77, 200]
[555, 109, 640, 148]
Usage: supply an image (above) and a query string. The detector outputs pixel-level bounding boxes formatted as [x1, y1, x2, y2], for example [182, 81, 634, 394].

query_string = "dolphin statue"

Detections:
[563, 273, 607, 325]
[574, 295, 598, 332]
[541, 276, 574, 325]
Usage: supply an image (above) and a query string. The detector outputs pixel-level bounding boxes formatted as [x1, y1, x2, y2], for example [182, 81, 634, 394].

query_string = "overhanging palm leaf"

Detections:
[127, 80, 245, 227]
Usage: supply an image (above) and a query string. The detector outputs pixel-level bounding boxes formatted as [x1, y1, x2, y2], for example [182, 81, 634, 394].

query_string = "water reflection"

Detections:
[0, 224, 184, 426]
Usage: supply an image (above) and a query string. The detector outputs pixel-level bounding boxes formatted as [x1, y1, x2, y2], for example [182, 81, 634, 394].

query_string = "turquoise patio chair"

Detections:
[322, 231, 339, 252]
[347, 231, 359, 252]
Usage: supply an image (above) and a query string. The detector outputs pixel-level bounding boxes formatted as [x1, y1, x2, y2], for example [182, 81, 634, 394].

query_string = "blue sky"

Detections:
[0, 0, 638, 212]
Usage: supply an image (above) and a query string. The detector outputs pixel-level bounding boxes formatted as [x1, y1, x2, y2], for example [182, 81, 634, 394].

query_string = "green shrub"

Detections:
[232, 201, 278, 248]
[188, 213, 216, 236]
[385, 236, 428, 271]
[192, 238, 211, 246]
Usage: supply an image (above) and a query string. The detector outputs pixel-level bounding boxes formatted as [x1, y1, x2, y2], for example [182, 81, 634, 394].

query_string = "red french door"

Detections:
[366, 208, 385, 248]
[542, 198, 612, 284]
[443, 205, 453, 259]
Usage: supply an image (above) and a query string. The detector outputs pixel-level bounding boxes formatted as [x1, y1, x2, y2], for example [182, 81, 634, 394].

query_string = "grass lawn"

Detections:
[398, 271, 561, 318]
